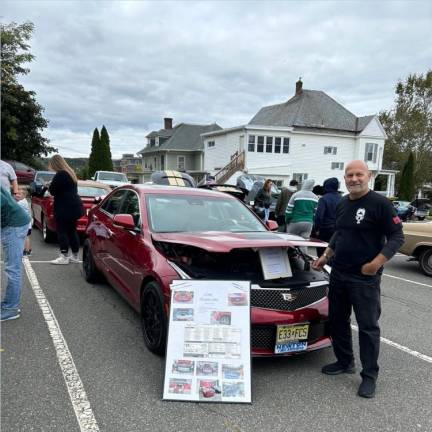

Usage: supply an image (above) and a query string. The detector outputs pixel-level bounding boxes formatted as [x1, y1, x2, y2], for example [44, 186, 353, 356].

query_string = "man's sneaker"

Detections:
[69, 253, 80, 263]
[321, 361, 356, 375]
[51, 254, 69, 265]
[1, 308, 20, 322]
[358, 377, 376, 398]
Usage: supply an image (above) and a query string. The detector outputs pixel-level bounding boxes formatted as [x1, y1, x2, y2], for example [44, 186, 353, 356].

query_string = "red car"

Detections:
[82, 185, 331, 356]
[3, 159, 35, 184]
[31, 180, 111, 242]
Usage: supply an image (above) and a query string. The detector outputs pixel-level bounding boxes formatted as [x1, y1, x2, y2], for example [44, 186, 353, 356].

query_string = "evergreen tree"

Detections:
[398, 152, 415, 200]
[88, 128, 101, 178]
[100, 125, 114, 171]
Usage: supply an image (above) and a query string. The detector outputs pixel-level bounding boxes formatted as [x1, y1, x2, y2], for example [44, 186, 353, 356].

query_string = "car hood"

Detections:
[152, 231, 326, 253]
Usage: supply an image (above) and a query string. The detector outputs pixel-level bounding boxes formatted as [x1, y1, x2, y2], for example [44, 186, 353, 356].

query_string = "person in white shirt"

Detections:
[0, 160, 19, 197]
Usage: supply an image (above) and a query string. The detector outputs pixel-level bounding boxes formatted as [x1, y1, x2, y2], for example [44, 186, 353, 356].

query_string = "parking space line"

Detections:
[351, 325, 432, 364]
[23, 258, 100, 432]
[383, 273, 432, 288]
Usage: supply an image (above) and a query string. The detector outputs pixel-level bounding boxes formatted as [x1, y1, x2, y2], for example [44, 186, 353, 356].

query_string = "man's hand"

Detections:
[312, 255, 327, 271]
[361, 253, 388, 276]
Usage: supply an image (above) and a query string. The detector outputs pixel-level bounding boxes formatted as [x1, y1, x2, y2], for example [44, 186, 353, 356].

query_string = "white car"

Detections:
[92, 171, 130, 189]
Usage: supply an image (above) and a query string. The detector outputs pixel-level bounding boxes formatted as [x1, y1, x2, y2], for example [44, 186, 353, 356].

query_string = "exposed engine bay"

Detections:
[153, 241, 327, 286]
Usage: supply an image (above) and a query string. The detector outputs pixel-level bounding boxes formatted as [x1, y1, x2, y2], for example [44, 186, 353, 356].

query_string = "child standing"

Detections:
[14, 188, 32, 256]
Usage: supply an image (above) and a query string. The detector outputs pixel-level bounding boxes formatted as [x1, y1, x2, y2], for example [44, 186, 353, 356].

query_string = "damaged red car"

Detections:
[83, 185, 331, 356]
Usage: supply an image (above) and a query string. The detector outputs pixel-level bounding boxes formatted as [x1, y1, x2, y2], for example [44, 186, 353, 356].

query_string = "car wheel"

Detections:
[418, 249, 432, 277]
[42, 215, 56, 243]
[417, 216, 425, 221]
[141, 281, 167, 355]
[82, 239, 102, 283]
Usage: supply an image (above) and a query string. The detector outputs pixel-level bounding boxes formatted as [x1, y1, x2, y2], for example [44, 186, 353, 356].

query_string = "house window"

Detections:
[274, 137, 281, 153]
[208, 141, 215, 148]
[365, 143, 378, 162]
[324, 146, 337, 155]
[248, 135, 256, 152]
[144, 160, 148, 169]
[266, 136, 273, 153]
[273, 180, 283, 188]
[161, 155, 165, 170]
[154, 157, 157, 170]
[283, 138, 290, 153]
[177, 156, 185, 171]
[150, 138, 156, 147]
[257, 136, 264, 152]
[293, 173, 308, 184]
[331, 162, 344, 170]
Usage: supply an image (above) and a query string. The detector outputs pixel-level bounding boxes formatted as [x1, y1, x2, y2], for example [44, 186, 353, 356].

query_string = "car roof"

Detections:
[121, 184, 237, 200]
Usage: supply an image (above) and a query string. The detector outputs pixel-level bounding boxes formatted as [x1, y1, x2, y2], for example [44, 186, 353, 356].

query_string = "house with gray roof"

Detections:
[203, 80, 395, 196]
[137, 118, 222, 182]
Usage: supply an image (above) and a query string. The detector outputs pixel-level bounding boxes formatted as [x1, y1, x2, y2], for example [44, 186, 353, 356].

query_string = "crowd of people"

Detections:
[1, 157, 405, 399]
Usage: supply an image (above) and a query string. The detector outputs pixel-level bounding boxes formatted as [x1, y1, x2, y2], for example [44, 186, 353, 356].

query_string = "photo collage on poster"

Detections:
[163, 280, 251, 403]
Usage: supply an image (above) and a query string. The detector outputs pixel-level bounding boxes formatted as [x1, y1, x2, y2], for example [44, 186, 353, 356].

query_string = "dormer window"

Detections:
[150, 138, 156, 147]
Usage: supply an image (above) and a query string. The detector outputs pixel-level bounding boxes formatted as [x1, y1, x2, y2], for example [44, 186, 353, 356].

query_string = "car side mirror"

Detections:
[113, 214, 136, 230]
[266, 220, 278, 231]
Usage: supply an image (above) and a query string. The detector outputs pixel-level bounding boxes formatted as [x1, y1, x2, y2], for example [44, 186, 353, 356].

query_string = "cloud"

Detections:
[3, 0, 431, 158]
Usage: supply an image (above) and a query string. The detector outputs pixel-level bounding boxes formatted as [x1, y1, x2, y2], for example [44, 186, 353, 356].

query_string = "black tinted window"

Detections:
[101, 190, 127, 215]
[120, 191, 141, 227]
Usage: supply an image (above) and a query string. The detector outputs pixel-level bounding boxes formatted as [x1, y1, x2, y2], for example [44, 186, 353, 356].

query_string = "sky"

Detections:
[3, 1, 432, 159]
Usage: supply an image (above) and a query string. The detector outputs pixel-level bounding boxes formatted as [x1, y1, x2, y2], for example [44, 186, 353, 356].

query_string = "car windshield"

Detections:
[78, 186, 109, 197]
[98, 172, 127, 181]
[35, 172, 55, 182]
[147, 194, 267, 233]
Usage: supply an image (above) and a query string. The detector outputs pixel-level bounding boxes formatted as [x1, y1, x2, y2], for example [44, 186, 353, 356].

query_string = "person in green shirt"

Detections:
[1, 186, 30, 321]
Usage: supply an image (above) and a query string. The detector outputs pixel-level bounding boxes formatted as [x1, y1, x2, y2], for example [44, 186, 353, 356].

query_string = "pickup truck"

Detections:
[91, 171, 130, 189]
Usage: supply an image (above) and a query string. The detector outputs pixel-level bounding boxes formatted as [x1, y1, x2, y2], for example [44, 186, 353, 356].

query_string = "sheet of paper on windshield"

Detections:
[259, 247, 292, 280]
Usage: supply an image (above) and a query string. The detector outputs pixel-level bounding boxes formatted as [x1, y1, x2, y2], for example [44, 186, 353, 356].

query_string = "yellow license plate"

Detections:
[276, 324, 309, 344]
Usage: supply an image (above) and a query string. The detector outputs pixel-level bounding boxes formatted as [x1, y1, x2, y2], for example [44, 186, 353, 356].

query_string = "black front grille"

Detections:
[251, 284, 328, 311]
[251, 322, 328, 350]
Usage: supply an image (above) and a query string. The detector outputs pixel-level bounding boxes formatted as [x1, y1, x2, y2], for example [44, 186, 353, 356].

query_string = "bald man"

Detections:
[313, 160, 404, 398]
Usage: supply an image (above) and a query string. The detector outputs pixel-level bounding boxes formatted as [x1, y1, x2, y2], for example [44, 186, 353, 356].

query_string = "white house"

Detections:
[202, 80, 395, 196]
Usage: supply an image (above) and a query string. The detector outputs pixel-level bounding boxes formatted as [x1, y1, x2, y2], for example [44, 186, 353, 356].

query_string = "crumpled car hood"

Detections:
[151, 231, 326, 253]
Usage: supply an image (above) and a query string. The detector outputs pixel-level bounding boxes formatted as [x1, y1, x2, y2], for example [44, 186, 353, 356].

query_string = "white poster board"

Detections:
[259, 247, 292, 280]
[163, 280, 251, 403]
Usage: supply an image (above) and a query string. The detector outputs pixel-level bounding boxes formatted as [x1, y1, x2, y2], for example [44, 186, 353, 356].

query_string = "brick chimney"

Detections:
[164, 117, 173, 130]
[295, 78, 303, 96]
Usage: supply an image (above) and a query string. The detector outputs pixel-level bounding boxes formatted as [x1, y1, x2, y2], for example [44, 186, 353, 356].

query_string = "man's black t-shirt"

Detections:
[329, 190, 404, 274]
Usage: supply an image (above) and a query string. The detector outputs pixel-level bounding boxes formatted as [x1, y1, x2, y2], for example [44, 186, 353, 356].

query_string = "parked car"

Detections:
[410, 199, 431, 221]
[172, 360, 194, 374]
[92, 171, 130, 189]
[150, 170, 196, 188]
[399, 221, 432, 276]
[31, 180, 111, 242]
[29, 171, 55, 195]
[3, 159, 35, 184]
[393, 200, 416, 221]
[82, 184, 330, 357]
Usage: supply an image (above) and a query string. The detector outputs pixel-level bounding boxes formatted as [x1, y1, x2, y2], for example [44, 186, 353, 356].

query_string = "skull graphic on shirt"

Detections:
[355, 208, 366, 224]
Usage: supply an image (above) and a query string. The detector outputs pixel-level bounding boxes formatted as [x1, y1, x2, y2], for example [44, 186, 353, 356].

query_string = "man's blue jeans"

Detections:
[1, 225, 28, 310]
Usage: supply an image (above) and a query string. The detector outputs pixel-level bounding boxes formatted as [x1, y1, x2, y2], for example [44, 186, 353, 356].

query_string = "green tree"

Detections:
[1, 21, 55, 164]
[100, 125, 114, 171]
[88, 128, 101, 178]
[379, 70, 432, 192]
[398, 152, 415, 200]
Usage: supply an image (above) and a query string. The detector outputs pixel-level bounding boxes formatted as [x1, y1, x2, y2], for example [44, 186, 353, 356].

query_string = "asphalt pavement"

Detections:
[1, 231, 431, 432]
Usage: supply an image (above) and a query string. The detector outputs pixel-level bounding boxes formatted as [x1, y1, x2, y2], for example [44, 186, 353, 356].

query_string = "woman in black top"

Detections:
[47, 155, 83, 265]
[254, 179, 273, 222]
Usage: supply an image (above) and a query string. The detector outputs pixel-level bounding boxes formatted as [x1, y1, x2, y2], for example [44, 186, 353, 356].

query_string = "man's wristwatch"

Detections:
[323, 252, 330, 261]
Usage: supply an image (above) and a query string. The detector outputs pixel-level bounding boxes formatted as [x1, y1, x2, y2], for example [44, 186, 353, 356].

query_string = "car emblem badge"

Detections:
[282, 293, 296, 302]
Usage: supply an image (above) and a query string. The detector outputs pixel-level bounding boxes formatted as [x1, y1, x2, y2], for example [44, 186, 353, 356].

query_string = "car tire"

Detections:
[418, 248, 432, 277]
[417, 216, 425, 221]
[82, 239, 102, 283]
[42, 215, 56, 243]
[141, 281, 167, 355]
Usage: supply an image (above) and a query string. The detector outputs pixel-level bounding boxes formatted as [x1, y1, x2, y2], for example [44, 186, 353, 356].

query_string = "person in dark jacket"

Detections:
[275, 179, 298, 231]
[46, 154, 83, 265]
[314, 177, 341, 251]
[254, 179, 272, 222]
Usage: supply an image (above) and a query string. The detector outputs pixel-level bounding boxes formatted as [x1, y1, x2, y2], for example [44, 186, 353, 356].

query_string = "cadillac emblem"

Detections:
[282, 293, 296, 302]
